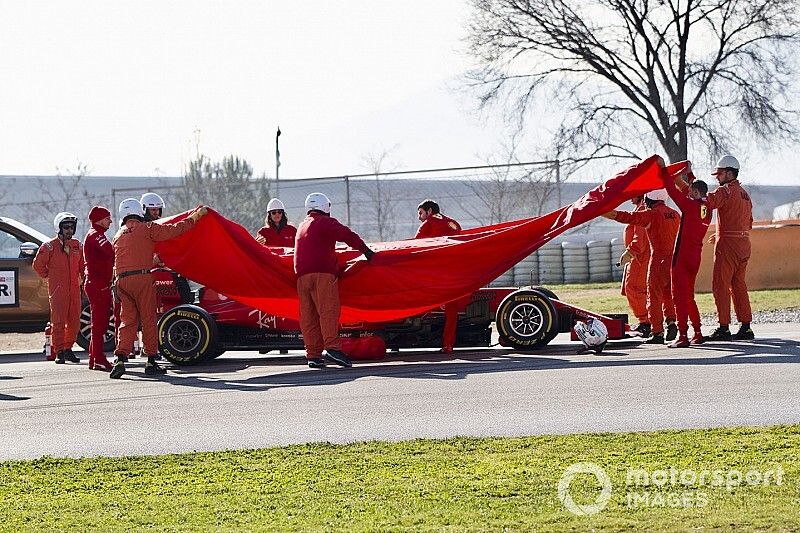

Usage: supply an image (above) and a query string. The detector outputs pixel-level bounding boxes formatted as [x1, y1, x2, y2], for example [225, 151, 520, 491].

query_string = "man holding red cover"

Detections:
[415, 199, 464, 353]
[619, 196, 651, 337]
[663, 168, 713, 347]
[295, 193, 375, 369]
[602, 190, 680, 344]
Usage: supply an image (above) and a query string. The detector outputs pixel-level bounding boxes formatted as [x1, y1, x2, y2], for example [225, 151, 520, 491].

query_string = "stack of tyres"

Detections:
[513, 251, 539, 287]
[538, 243, 564, 284]
[611, 237, 626, 282]
[489, 268, 515, 287]
[587, 240, 612, 282]
[562, 242, 589, 283]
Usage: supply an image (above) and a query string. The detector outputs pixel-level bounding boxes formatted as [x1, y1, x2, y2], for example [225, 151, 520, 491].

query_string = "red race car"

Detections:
[140, 269, 628, 365]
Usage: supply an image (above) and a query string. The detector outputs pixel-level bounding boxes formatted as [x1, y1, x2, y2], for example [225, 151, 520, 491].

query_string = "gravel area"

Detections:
[700, 308, 800, 326]
[1, 333, 47, 353]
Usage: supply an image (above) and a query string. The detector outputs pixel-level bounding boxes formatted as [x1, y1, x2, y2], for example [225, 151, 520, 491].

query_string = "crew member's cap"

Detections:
[88, 206, 111, 223]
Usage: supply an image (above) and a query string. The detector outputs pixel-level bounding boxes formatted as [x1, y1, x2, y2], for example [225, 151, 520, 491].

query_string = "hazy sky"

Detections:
[1, 1, 798, 185]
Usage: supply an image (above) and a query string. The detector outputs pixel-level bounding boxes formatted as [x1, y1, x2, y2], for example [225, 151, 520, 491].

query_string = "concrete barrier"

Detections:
[497, 222, 799, 290]
[695, 222, 800, 292]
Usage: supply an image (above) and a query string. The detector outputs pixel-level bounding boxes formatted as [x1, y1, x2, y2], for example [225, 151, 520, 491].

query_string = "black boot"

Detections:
[643, 333, 664, 344]
[707, 326, 732, 341]
[54, 350, 66, 364]
[322, 349, 352, 368]
[665, 322, 678, 342]
[631, 322, 651, 337]
[64, 348, 80, 363]
[109, 355, 127, 379]
[733, 323, 755, 340]
[144, 357, 167, 375]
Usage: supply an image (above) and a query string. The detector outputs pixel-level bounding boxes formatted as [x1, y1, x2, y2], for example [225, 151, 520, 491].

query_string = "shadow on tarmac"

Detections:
[140, 336, 800, 394]
[2, 337, 798, 399]
[0, 376, 29, 401]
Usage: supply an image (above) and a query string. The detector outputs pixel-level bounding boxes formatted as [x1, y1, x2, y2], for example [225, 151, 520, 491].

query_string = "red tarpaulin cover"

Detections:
[156, 155, 674, 322]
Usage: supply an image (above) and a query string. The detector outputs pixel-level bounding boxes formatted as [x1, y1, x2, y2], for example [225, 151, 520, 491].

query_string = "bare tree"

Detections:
[173, 155, 272, 232]
[357, 149, 401, 241]
[0, 178, 11, 207]
[52, 162, 92, 210]
[464, 134, 561, 224]
[466, 0, 800, 163]
[24, 162, 95, 223]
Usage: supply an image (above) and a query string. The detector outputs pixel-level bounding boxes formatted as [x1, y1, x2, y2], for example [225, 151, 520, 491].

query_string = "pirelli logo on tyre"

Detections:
[176, 310, 200, 320]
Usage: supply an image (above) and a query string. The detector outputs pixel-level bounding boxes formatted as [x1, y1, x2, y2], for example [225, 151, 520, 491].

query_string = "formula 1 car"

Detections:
[126, 269, 630, 365]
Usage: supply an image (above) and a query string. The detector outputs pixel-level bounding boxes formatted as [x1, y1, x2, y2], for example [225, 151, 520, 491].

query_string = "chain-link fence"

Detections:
[3, 162, 799, 288]
[92, 160, 566, 242]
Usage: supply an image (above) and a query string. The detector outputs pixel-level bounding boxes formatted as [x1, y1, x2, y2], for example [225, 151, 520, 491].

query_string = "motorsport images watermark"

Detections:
[556, 461, 785, 516]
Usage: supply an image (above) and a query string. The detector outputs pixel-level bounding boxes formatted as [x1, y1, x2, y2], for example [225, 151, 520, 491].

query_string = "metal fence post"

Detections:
[555, 159, 561, 208]
[345, 175, 351, 225]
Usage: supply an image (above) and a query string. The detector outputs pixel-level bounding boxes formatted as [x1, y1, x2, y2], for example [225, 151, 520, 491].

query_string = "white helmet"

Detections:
[267, 198, 285, 212]
[645, 188, 669, 202]
[574, 318, 608, 354]
[53, 212, 78, 233]
[119, 198, 144, 226]
[305, 192, 331, 214]
[715, 155, 740, 170]
[140, 192, 165, 209]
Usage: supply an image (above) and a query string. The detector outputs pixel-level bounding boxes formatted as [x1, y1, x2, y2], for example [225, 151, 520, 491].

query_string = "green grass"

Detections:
[543, 283, 800, 316]
[2, 426, 799, 531]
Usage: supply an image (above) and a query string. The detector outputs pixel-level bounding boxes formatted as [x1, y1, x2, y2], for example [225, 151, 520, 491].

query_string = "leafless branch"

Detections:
[465, 0, 800, 164]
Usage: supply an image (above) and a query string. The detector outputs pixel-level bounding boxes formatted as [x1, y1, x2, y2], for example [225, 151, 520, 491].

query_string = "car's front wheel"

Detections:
[495, 289, 558, 350]
[157, 305, 219, 365]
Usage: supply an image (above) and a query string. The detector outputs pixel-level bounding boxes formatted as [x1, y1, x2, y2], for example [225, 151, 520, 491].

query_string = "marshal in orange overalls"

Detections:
[611, 200, 680, 337]
[620, 199, 650, 327]
[33, 237, 83, 356]
[706, 179, 753, 328]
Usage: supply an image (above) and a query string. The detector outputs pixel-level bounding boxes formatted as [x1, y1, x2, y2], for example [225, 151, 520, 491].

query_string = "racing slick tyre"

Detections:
[158, 304, 219, 365]
[76, 300, 116, 353]
[531, 286, 559, 301]
[496, 289, 558, 350]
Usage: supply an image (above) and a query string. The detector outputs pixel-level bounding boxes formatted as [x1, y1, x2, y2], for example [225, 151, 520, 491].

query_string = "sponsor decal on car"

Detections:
[0, 269, 19, 307]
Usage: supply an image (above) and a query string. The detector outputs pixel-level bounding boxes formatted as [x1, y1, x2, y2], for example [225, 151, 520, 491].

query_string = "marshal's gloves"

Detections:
[364, 248, 376, 261]
[616, 250, 633, 267]
[189, 206, 208, 222]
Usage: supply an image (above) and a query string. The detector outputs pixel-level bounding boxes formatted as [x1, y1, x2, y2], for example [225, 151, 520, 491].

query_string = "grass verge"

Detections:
[543, 283, 800, 316]
[1, 425, 799, 531]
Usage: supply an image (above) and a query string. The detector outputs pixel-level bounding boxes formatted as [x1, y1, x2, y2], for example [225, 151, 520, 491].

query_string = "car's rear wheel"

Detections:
[158, 305, 219, 365]
[76, 301, 116, 353]
[496, 289, 558, 350]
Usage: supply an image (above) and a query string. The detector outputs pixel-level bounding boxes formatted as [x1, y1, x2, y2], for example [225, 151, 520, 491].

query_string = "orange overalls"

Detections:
[112, 218, 195, 357]
[614, 202, 680, 335]
[621, 203, 650, 325]
[32, 237, 84, 353]
[705, 180, 753, 326]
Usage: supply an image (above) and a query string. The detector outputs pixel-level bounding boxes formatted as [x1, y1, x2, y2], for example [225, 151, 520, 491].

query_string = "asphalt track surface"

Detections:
[1, 323, 799, 461]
